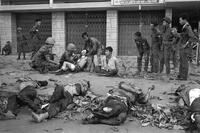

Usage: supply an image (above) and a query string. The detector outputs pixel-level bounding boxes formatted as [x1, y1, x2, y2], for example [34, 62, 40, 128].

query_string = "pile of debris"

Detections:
[131, 104, 192, 130]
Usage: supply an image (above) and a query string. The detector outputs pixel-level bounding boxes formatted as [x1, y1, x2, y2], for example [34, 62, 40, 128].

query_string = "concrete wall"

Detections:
[106, 10, 118, 56]
[0, 12, 17, 53]
[52, 12, 66, 57]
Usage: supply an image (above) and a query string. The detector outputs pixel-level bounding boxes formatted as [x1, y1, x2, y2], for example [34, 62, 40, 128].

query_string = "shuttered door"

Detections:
[66, 11, 106, 52]
[118, 10, 165, 56]
[16, 13, 52, 52]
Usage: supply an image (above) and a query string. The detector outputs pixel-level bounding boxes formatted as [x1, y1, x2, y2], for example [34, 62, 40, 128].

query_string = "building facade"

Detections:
[0, 0, 200, 57]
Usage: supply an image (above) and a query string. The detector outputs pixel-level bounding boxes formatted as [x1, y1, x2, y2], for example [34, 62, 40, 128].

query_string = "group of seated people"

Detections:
[30, 37, 118, 77]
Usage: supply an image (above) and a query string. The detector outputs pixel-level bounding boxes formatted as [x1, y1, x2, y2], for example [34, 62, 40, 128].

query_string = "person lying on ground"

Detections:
[2, 41, 12, 55]
[30, 37, 59, 74]
[93, 48, 106, 73]
[82, 82, 154, 126]
[55, 50, 88, 75]
[175, 85, 200, 131]
[97, 46, 118, 77]
[31, 80, 90, 122]
[2, 80, 48, 119]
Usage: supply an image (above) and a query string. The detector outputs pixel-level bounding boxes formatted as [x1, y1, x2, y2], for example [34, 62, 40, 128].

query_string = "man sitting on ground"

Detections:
[2, 41, 12, 55]
[55, 49, 87, 75]
[97, 46, 118, 77]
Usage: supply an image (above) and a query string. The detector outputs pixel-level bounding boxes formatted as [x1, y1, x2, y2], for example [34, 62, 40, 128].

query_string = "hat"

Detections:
[45, 37, 55, 45]
[163, 17, 171, 24]
[67, 43, 76, 51]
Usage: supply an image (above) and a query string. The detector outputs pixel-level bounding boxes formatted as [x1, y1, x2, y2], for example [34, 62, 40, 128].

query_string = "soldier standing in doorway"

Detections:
[17, 27, 27, 60]
[150, 21, 162, 73]
[176, 13, 198, 80]
[160, 17, 174, 76]
[30, 19, 42, 59]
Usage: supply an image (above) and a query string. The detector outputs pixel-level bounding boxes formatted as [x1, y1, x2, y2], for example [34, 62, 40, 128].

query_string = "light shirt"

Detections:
[102, 55, 118, 71]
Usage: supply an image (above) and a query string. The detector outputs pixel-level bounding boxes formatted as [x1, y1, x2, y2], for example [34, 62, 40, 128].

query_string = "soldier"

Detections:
[2, 41, 12, 55]
[177, 13, 198, 80]
[161, 17, 174, 75]
[150, 21, 162, 73]
[134, 31, 150, 75]
[30, 37, 59, 74]
[82, 32, 102, 72]
[30, 19, 42, 59]
[17, 27, 27, 60]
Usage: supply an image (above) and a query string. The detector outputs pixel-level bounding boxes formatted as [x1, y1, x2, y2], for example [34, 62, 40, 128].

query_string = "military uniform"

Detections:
[17, 31, 27, 59]
[171, 35, 180, 69]
[151, 27, 162, 73]
[59, 51, 75, 68]
[135, 37, 150, 72]
[30, 25, 41, 58]
[2, 43, 12, 55]
[31, 45, 59, 73]
[178, 23, 198, 80]
[84, 37, 102, 72]
[161, 26, 174, 74]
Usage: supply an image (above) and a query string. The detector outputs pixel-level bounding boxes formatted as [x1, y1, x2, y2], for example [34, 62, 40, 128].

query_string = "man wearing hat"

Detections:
[17, 27, 27, 60]
[30, 37, 59, 73]
[31, 80, 90, 122]
[2, 41, 12, 55]
[160, 16, 174, 75]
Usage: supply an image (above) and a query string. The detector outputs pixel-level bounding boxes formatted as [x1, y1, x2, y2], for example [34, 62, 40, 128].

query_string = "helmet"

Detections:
[163, 17, 171, 24]
[45, 37, 55, 45]
[67, 43, 76, 51]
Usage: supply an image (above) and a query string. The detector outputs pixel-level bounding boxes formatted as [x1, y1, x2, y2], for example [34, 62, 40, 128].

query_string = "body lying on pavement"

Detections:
[176, 85, 200, 131]
[82, 82, 154, 125]
[32, 80, 90, 122]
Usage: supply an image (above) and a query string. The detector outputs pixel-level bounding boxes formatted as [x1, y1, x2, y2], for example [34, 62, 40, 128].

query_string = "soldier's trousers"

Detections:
[179, 48, 192, 79]
[163, 45, 172, 74]
[137, 51, 150, 72]
[171, 49, 178, 69]
[47, 85, 73, 118]
[152, 49, 160, 73]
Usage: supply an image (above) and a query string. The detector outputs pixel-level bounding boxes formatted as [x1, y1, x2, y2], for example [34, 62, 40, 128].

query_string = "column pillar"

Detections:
[52, 12, 66, 57]
[0, 13, 17, 54]
[106, 10, 118, 56]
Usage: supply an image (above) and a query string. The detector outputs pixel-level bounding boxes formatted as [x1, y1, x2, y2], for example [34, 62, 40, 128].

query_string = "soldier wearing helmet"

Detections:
[30, 37, 59, 73]
[17, 27, 27, 60]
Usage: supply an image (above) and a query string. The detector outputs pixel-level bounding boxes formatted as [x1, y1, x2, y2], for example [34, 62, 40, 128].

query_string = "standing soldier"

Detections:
[150, 21, 162, 73]
[177, 13, 198, 80]
[134, 31, 150, 75]
[17, 27, 27, 60]
[82, 32, 102, 72]
[161, 17, 174, 75]
[30, 19, 42, 59]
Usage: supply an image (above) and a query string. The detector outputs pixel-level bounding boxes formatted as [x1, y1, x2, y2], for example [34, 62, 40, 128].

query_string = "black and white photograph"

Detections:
[0, 0, 200, 132]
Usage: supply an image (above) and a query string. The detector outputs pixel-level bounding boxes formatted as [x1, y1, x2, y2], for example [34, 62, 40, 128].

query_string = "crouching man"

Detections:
[31, 80, 90, 122]
[176, 85, 200, 131]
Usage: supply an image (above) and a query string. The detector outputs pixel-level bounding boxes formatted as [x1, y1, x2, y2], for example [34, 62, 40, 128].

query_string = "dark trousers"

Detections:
[152, 48, 160, 73]
[47, 85, 73, 118]
[163, 46, 172, 74]
[6, 86, 38, 115]
[137, 51, 150, 72]
[31, 41, 41, 59]
[18, 45, 26, 59]
[171, 49, 178, 69]
[179, 48, 192, 79]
